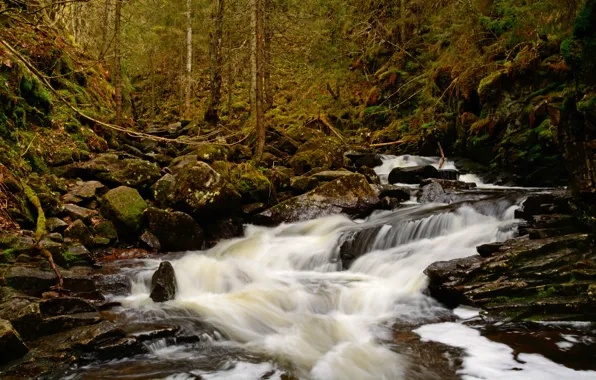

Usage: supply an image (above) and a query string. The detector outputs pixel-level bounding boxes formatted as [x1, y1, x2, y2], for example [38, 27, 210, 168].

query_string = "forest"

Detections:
[0, 0, 595, 379]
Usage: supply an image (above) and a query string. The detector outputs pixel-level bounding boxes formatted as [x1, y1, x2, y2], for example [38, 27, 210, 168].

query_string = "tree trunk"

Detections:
[252, 0, 265, 161]
[263, 0, 273, 110]
[185, 0, 192, 119]
[114, 0, 123, 125]
[205, 0, 225, 123]
[226, 27, 233, 118]
[400, 0, 407, 48]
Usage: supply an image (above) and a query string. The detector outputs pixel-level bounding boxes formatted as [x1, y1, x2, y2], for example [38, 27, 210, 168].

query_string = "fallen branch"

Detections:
[369, 140, 404, 148]
[21, 181, 64, 291]
[318, 114, 346, 144]
[438, 142, 446, 169]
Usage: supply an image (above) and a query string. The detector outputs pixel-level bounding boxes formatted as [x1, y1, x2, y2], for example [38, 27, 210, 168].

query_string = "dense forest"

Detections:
[0, 0, 595, 378]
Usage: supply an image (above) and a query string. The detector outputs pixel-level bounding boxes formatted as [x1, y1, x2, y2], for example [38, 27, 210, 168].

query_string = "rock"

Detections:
[531, 214, 577, 229]
[242, 202, 265, 215]
[375, 184, 410, 201]
[194, 143, 229, 163]
[140, 231, 161, 253]
[46, 217, 68, 233]
[46, 232, 63, 243]
[290, 176, 319, 195]
[69, 181, 107, 199]
[168, 162, 241, 218]
[93, 274, 131, 296]
[380, 196, 401, 210]
[62, 243, 94, 266]
[418, 182, 445, 204]
[122, 323, 180, 341]
[145, 208, 204, 252]
[256, 174, 380, 225]
[438, 169, 459, 180]
[64, 220, 94, 246]
[356, 166, 381, 185]
[289, 137, 345, 175]
[425, 233, 596, 321]
[101, 186, 148, 235]
[265, 166, 293, 191]
[345, 151, 383, 168]
[476, 242, 504, 257]
[388, 165, 439, 184]
[94, 219, 118, 240]
[4, 266, 96, 297]
[229, 145, 253, 162]
[153, 173, 176, 207]
[10, 302, 43, 340]
[420, 178, 476, 190]
[62, 204, 98, 223]
[150, 262, 177, 302]
[0, 319, 28, 364]
[230, 164, 273, 203]
[312, 170, 354, 182]
[204, 217, 244, 245]
[39, 297, 96, 316]
[168, 154, 198, 174]
[515, 192, 572, 219]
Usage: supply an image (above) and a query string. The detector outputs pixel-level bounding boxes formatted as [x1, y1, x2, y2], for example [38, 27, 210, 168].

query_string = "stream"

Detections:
[64, 156, 596, 380]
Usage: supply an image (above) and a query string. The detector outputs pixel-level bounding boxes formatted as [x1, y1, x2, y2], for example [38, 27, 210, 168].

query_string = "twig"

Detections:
[370, 140, 404, 148]
[438, 142, 445, 169]
[20, 134, 37, 157]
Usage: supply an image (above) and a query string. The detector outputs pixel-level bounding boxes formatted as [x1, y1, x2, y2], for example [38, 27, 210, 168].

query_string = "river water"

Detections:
[65, 156, 596, 380]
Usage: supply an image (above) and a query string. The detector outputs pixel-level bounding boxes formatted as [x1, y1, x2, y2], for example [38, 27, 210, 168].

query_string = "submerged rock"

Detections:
[388, 165, 439, 184]
[0, 319, 28, 364]
[150, 262, 177, 302]
[256, 174, 380, 225]
[145, 208, 204, 252]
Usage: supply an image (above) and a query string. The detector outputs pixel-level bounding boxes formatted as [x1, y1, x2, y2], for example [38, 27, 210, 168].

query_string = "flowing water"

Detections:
[65, 156, 596, 380]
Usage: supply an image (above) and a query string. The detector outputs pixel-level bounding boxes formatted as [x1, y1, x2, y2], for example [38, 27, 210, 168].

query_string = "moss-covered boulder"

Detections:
[229, 145, 253, 163]
[230, 163, 273, 203]
[168, 162, 241, 218]
[256, 174, 380, 225]
[194, 143, 230, 163]
[289, 137, 346, 175]
[290, 176, 320, 195]
[0, 319, 28, 364]
[100, 186, 147, 235]
[153, 174, 176, 208]
[145, 208, 204, 252]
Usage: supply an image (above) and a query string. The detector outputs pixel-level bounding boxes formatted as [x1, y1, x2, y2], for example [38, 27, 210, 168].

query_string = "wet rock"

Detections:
[375, 184, 410, 201]
[256, 174, 380, 225]
[531, 214, 577, 229]
[101, 186, 148, 235]
[168, 162, 241, 218]
[420, 178, 476, 190]
[46, 217, 68, 233]
[145, 208, 204, 252]
[63, 243, 94, 266]
[4, 266, 96, 297]
[425, 233, 596, 321]
[312, 170, 353, 182]
[64, 220, 94, 246]
[418, 182, 445, 204]
[122, 323, 180, 341]
[204, 217, 244, 244]
[438, 169, 459, 180]
[476, 242, 503, 257]
[345, 151, 383, 168]
[153, 173, 176, 207]
[290, 176, 319, 195]
[242, 202, 266, 215]
[356, 166, 381, 185]
[62, 204, 98, 223]
[380, 196, 401, 210]
[38, 312, 102, 337]
[0, 319, 28, 364]
[39, 297, 96, 316]
[92, 274, 131, 296]
[10, 302, 43, 341]
[388, 165, 439, 184]
[140, 231, 161, 253]
[515, 192, 572, 219]
[150, 262, 177, 302]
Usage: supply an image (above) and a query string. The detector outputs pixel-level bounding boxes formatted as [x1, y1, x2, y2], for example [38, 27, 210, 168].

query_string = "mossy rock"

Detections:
[100, 186, 147, 236]
[230, 163, 273, 203]
[145, 208, 204, 252]
[195, 143, 230, 163]
[285, 126, 325, 143]
[153, 174, 176, 208]
[229, 145, 253, 163]
[98, 159, 161, 192]
[289, 137, 346, 175]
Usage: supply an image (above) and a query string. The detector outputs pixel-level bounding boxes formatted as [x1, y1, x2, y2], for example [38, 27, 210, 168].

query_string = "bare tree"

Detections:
[114, 0, 123, 125]
[251, 0, 265, 161]
[205, 0, 225, 123]
[185, 0, 193, 119]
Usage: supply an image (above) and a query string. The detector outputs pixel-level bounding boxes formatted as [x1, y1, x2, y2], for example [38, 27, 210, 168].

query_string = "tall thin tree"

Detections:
[263, 0, 273, 110]
[251, 0, 265, 161]
[114, 0, 123, 125]
[185, 0, 193, 119]
[205, 0, 225, 123]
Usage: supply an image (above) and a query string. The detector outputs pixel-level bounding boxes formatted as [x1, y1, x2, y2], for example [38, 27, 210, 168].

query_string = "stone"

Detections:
[4, 266, 96, 297]
[150, 262, 177, 302]
[420, 178, 476, 190]
[229, 145, 253, 162]
[70, 181, 107, 199]
[122, 323, 180, 341]
[418, 182, 445, 204]
[101, 186, 148, 235]
[93, 274, 131, 296]
[64, 220, 94, 246]
[140, 231, 161, 253]
[476, 242, 504, 257]
[46, 232, 63, 243]
[356, 166, 381, 185]
[388, 165, 439, 184]
[256, 174, 380, 225]
[62, 243, 94, 266]
[290, 176, 319, 195]
[195, 143, 230, 163]
[153, 173, 176, 207]
[0, 319, 28, 364]
[312, 170, 354, 181]
[145, 208, 204, 252]
[39, 297, 96, 316]
[168, 154, 198, 174]
[167, 162, 242, 218]
[437, 169, 459, 180]
[289, 137, 346, 175]
[345, 151, 383, 168]
[46, 217, 68, 233]
[230, 164, 273, 203]
[375, 184, 410, 201]
[62, 204, 98, 222]
[94, 219, 118, 240]
[10, 302, 43, 341]
[204, 217, 244, 245]
[242, 202, 266, 215]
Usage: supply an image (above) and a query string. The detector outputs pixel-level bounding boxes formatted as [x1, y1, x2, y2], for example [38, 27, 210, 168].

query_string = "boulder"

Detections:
[62, 204, 98, 223]
[150, 262, 177, 302]
[168, 162, 241, 218]
[312, 170, 354, 182]
[145, 208, 204, 252]
[61, 243, 94, 266]
[418, 182, 445, 204]
[476, 242, 504, 257]
[39, 297, 96, 316]
[345, 151, 383, 168]
[230, 164, 273, 203]
[64, 220, 94, 246]
[204, 217, 244, 245]
[101, 186, 148, 235]
[256, 174, 380, 225]
[290, 176, 319, 195]
[140, 231, 161, 253]
[356, 166, 381, 185]
[69, 181, 108, 200]
[438, 169, 459, 180]
[388, 165, 439, 184]
[375, 184, 410, 201]
[289, 137, 345, 175]
[0, 319, 28, 364]
[45, 217, 68, 233]
[194, 143, 229, 163]
[153, 173, 176, 207]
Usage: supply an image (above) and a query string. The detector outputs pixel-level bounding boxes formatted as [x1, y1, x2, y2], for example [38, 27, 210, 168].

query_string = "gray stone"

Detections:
[150, 262, 177, 302]
[0, 319, 28, 364]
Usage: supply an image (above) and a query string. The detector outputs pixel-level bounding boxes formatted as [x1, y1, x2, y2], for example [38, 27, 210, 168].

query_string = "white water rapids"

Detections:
[72, 155, 595, 380]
